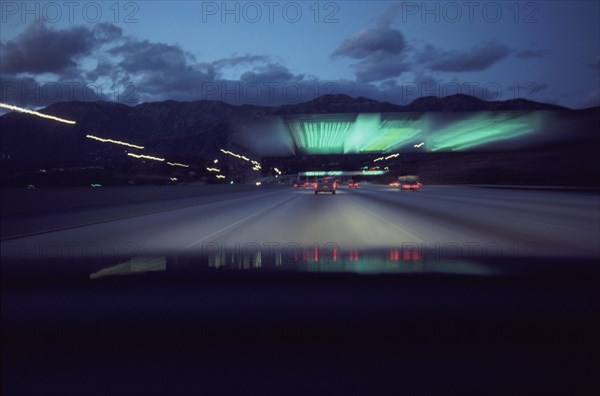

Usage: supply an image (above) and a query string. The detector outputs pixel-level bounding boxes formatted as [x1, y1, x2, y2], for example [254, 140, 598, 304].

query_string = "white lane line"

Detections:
[1, 188, 291, 242]
[182, 194, 296, 250]
[345, 196, 425, 243]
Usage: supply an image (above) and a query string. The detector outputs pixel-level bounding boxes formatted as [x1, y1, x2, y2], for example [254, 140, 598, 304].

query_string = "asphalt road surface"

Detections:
[2, 184, 599, 260]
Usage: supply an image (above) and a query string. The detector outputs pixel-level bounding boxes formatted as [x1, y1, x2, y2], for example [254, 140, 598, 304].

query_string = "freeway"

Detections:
[2, 184, 599, 260]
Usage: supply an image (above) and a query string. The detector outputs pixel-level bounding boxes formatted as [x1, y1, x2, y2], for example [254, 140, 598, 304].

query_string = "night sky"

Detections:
[1, 1, 598, 109]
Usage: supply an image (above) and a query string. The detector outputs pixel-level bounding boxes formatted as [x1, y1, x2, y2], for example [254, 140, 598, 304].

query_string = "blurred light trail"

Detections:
[0, 102, 76, 124]
[220, 148, 245, 159]
[374, 153, 399, 162]
[86, 134, 144, 149]
[220, 148, 262, 170]
[127, 153, 164, 161]
[167, 162, 189, 168]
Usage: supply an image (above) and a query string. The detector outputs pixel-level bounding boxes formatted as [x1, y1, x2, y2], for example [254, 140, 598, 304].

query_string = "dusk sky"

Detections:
[1, 1, 598, 109]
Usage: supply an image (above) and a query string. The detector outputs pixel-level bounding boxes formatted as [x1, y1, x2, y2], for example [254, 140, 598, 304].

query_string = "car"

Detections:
[348, 180, 358, 188]
[400, 181, 422, 191]
[315, 179, 337, 194]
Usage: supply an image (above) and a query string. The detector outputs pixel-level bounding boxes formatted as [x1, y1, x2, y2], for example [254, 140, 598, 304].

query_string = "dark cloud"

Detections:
[240, 64, 295, 84]
[85, 60, 121, 82]
[0, 74, 109, 107]
[211, 54, 271, 69]
[377, 2, 404, 28]
[516, 49, 546, 59]
[353, 53, 409, 82]
[0, 21, 121, 75]
[418, 41, 510, 72]
[332, 28, 405, 59]
[93, 23, 123, 42]
[332, 28, 408, 82]
[103, 39, 222, 102]
[108, 40, 194, 74]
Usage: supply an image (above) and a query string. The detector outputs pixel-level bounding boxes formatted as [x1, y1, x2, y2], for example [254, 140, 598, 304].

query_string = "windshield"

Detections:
[1, 2, 599, 395]
[1, 1, 598, 270]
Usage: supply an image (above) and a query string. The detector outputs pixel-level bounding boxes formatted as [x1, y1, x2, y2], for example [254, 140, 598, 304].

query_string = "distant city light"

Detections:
[374, 153, 399, 162]
[220, 148, 262, 170]
[1, 102, 76, 124]
[167, 161, 189, 168]
[220, 148, 245, 159]
[127, 153, 165, 162]
[86, 134, 144, 149]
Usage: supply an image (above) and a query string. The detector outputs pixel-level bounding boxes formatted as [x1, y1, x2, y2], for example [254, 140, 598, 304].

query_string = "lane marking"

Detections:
[182, 193, 298, 250]
[1, 189, 290, 242]
[345, 196, 425, 243]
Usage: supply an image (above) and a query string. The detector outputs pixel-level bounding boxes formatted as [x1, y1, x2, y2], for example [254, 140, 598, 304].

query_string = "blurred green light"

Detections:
[287, 114, 356, 154]
[284, 111, 542, 154]
[429, 112, 539, 151]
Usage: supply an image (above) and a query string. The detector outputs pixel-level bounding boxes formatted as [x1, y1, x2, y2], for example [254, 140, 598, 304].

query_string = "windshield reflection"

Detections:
[88, 246, 506, 279]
